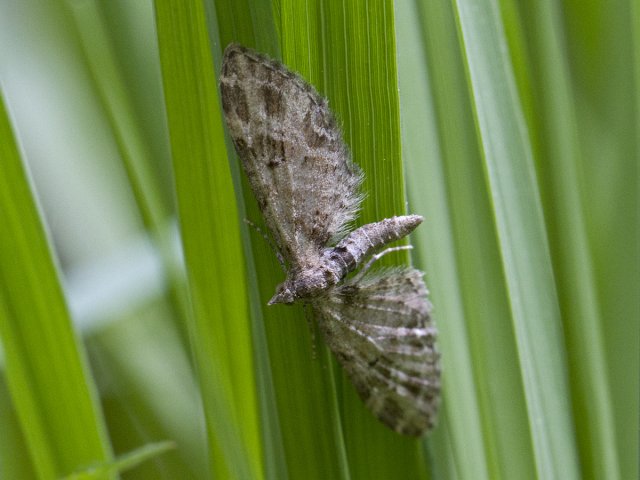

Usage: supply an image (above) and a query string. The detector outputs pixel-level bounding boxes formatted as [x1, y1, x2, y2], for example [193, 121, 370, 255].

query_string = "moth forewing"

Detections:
[220, 43, 363, 266]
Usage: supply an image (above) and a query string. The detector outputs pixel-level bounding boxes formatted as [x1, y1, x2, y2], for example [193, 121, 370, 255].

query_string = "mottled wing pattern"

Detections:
[220, 44, 363, 266]
[313, 268, 440, 436]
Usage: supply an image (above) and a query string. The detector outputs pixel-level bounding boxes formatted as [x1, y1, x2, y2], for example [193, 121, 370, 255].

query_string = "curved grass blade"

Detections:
[0, 92, 113, 478]
[61, 440, 175, 480]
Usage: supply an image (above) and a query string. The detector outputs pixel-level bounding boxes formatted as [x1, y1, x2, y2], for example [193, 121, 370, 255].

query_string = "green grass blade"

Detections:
[0, 376, 37, 479]
[154, 1, 264, 478]
[211, 9, 290, 480]
[86, 307, 207, 479]
[0, 93, 113, 478]
[508, 0, 621, 477]
[65, 0, 170, 232]
[64, 1, 189, 338]
[561, 1, 639, 477]
[61, 440, 175, 479]
[451, 0, 581, 477]
[294, 2, 430, 478]
[400, 0, 540, 477]
[398, 2, 491, 478]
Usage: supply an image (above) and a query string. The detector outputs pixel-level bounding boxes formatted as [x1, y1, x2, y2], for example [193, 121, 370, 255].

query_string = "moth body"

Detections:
[270, 215, 424, 305]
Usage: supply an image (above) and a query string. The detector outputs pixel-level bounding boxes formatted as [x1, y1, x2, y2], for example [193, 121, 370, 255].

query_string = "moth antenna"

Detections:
[352, 245, 414, 282]
[244, 218, 286, 270]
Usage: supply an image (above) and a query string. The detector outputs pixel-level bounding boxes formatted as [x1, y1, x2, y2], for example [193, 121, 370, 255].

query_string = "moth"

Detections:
[219, 43, 440, 436]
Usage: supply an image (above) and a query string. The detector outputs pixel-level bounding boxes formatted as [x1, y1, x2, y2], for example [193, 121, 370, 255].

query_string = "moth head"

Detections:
[268, 282, 296, 305]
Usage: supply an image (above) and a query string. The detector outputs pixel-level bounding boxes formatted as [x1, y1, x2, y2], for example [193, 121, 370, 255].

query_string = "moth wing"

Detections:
[220, 44, 363, 266]
[314, 268, 440, 436]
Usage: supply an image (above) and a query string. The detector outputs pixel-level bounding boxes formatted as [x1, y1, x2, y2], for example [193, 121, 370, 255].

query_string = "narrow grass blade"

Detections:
[561, 1, 639, 477]
[61, 440, 175, 480]
[0, 93, 113, 478]
[0, 376, 37, 479]
[154, 2, 263, 478]
[398, 1, 493, 478]
[452, 0, 581, 477]
[508, 0, 621, 477]
[65, 0, 170, 232]
[287, 2, 431, 478]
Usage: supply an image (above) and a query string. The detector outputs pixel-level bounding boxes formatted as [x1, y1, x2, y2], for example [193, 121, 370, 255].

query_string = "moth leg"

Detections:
[351, 245, 413, 282]
[244, 218, 286, 270]
[303, 303, 319, 360]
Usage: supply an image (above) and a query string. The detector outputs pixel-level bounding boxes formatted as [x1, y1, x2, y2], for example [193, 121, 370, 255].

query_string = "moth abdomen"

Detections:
[331, 215, 423, 270]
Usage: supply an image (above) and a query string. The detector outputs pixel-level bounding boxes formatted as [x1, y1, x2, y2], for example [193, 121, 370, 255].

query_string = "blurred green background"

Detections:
[0, 0, 636, 479]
